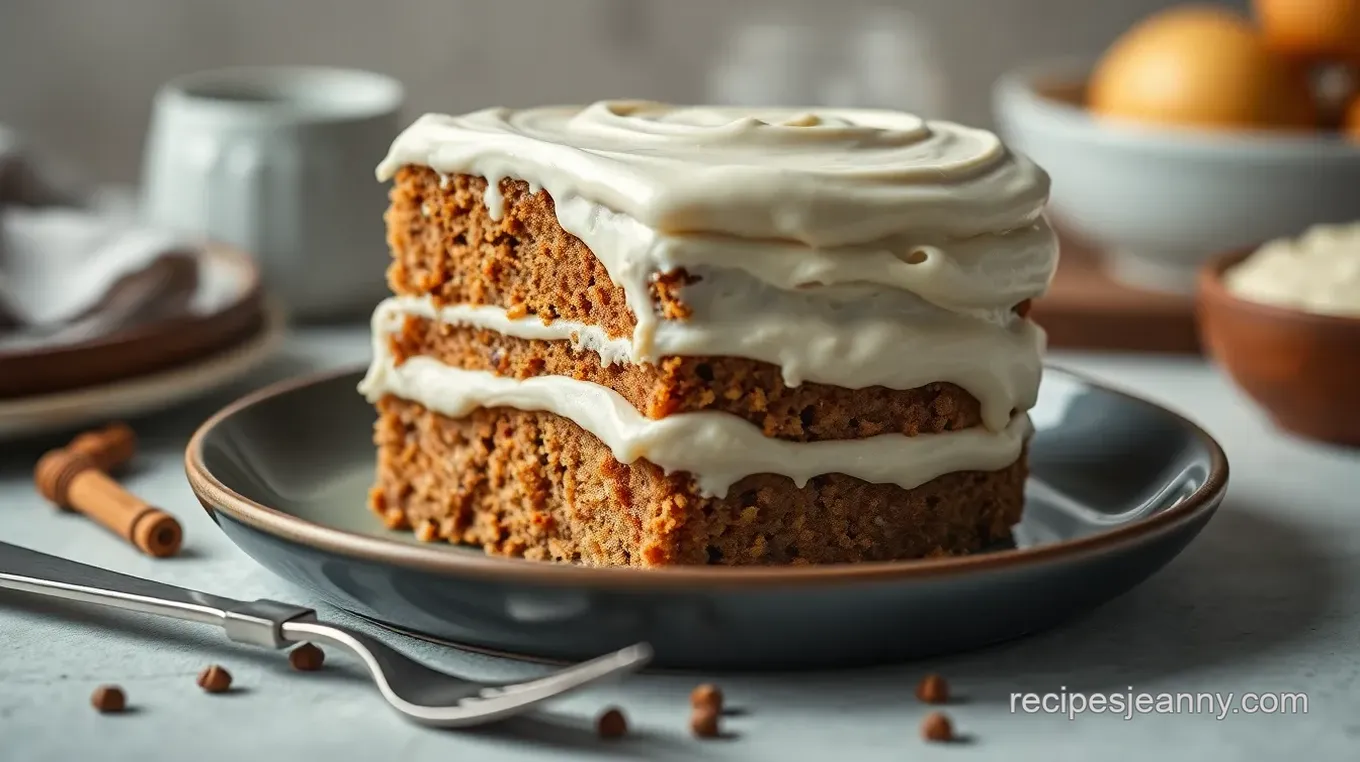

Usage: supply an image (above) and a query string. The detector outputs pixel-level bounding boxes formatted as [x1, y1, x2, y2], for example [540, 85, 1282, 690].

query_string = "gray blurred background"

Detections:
[1, 0, 1247, 183]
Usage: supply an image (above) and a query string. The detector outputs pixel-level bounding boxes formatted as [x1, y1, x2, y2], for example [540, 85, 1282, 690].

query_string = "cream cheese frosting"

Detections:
[546, 192, 1053, 374]
[376, 101, 1051, 247]
[1225, 221, 1360, 317]
[613, 218, 1059, 314]
[358, 349, 1033, 498]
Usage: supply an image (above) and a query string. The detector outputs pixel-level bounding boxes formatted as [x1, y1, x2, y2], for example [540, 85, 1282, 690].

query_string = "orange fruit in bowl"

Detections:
[1253, 0, 1360, 62]
[1089, 5, 1317, 131]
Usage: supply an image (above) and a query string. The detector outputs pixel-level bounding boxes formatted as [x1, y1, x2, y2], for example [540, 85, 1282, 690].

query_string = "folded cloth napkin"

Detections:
[0, 124, 202, 349]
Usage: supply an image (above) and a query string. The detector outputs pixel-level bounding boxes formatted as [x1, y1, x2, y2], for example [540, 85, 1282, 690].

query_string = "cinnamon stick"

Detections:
[34, 446, 182, 558]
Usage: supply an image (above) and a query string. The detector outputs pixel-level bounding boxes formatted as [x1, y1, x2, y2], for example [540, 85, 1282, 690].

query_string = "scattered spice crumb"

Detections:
[91, 685, 126, 713]
[596, 707, 628, 739]
[915, 673, 949, 704]
[197, 665, 233, 693]
[415, 520, 439, 542]
[690, 683, 723, 713]
[921, 711, 954, 742]
[690, 707, 721, 738]
[288, 643, 326, 671]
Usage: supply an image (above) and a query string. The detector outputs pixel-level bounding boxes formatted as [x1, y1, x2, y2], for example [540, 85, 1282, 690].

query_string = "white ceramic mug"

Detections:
[140, 66, 404, 320]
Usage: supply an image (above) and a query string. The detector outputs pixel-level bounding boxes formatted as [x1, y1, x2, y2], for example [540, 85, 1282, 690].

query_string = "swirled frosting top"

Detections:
[376, 100, 1051, 247]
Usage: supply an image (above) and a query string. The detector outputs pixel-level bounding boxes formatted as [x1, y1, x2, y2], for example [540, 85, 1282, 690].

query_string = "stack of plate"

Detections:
[0, 243, 283, 441]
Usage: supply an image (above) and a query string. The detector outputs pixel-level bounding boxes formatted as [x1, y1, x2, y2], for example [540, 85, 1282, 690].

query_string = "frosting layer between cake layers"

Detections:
[362, 350, 1032, 499]
[364, 287, 1039, 431]
[362, 101, 1057, 495]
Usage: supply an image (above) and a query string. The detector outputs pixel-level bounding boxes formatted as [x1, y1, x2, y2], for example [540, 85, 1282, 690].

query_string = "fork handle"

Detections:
[0, 540, 315, 648]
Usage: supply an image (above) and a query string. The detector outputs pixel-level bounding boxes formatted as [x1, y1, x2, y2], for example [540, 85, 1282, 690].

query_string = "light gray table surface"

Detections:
[2, 326, 1357, 762]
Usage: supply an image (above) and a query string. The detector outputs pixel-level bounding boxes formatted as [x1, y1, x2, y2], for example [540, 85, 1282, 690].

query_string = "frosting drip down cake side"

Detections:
[359, 101, 1058, 567]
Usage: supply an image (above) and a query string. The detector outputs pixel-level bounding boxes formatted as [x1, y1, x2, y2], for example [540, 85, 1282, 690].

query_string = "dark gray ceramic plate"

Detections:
[186, 366, 1228, 670]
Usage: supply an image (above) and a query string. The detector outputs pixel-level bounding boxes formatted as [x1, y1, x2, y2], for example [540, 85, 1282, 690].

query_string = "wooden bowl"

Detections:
[1197, 250, 1360, 446]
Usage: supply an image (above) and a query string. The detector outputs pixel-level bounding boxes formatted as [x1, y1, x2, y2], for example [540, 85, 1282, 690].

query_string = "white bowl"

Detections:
[993, 60, 1360, 293]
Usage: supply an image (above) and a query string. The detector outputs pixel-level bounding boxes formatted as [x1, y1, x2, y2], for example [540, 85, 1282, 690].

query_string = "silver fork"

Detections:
[0, 541, 652, 727]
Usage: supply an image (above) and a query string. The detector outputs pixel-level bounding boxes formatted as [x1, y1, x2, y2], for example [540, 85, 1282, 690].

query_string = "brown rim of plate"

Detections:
[0, 242, 265, 398]
[1198, 249, 1360, 332]
[184, 364, 1229, 590]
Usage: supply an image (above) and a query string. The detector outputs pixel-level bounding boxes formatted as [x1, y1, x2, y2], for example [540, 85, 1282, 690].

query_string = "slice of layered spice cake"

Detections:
[360, 101, 1056, 567]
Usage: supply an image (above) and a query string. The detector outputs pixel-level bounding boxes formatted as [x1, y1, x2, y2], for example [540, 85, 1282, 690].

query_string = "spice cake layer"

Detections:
[369, 396, 1027, 566]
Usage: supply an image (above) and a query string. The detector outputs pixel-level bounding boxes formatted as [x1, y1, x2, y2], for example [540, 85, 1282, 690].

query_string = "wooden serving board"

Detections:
[1031, 236, 1202, 354]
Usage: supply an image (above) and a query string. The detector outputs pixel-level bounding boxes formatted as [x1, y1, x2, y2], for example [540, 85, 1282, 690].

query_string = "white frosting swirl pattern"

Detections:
[377, 100, 1051, 246]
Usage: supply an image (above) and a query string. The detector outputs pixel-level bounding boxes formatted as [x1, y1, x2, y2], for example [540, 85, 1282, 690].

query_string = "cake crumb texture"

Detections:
[387, 167, 647, 337]
[369, 396, 1027, 567]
